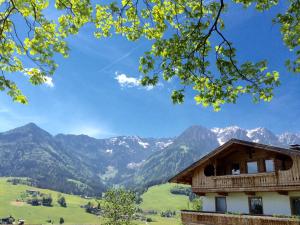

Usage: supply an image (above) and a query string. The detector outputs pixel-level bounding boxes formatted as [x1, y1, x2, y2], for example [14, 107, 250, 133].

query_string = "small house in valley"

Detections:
[169, 139, 300, 225]
[0, 216, 15, 225]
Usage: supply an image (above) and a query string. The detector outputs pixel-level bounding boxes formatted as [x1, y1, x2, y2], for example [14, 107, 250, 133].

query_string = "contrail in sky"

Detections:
[98, 0, 214, 74]
[98, 43, 144, 73]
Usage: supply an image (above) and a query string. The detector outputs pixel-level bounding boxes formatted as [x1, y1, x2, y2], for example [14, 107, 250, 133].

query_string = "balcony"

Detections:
[192, 171, 300, 193]
[181, 210, 300, 225]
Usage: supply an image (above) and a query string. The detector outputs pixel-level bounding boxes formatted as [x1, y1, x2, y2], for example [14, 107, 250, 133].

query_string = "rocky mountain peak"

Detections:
[246, 127, 279, 145]
[176, 125, 216, 143]
[1, 123, 52, 142]
[212, 126, 250, 145]
[278, 132, 300, 145]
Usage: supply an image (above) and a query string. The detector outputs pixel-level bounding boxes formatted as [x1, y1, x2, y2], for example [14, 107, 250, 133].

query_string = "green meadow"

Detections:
[0, 178, 100, 224]
[0, 178, 191, 224]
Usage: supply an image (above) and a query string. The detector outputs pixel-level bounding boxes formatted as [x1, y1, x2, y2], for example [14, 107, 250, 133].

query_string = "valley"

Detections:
[0, 178, 189, 225]
[0, 123, 299, 224]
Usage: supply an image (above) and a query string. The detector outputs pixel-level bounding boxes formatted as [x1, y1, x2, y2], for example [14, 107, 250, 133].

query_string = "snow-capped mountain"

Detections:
[1, 123, 299, 195]
[212, 126, 250, 145]
[130, 125, 300, 189]
[212, 126, 296, 147]
[278, 133, 300, 145]
[54, 134, 173, 182]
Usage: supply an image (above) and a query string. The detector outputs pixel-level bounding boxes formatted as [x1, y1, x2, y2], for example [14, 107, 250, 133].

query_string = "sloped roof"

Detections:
[169, 138, 299, 184]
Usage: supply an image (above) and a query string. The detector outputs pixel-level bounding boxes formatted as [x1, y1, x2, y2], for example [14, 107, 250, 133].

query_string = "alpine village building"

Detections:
[169, 139, 300, 225]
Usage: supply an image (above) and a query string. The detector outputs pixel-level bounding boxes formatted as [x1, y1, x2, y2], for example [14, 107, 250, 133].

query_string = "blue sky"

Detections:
[0, 2, 299, 138]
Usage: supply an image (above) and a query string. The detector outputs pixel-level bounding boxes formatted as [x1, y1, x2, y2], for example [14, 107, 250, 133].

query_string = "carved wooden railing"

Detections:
[214, 172, 277, 188]
[192, 172, 284, 192]
[181, 211, 300, 225]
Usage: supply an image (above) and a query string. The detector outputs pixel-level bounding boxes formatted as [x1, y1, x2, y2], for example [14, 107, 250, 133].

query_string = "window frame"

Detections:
[215, 196, 227, 213]
[248, 196, 263, 215]
[264, 159, 275, 172]
[290, 197, 300, 216]
[246, 161, 259, 174]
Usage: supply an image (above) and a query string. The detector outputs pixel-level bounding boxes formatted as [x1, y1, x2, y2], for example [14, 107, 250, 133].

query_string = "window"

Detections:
[291, 197, 300, 215]
[265, 159, 274, 172]
[249, 197, 263, 215]
[231, 163, 240, 175]
[247, 161, 258, 174]
[204, 164, 215, 177]
[215, 197, 227, 213]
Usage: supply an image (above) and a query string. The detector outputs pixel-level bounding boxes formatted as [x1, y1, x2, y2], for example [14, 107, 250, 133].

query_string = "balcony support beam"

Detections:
[217, 192, 228, 196]
[278, 191, 288, 195]
[192, 184, 300, 193]
[195, 192, 206, 196]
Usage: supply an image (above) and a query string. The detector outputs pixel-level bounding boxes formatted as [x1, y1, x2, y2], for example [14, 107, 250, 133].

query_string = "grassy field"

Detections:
[0, 178, 190, 224]
[138, 183, 191, 225]
[0, 178, 101, 224]
[140, 183, 190, 212]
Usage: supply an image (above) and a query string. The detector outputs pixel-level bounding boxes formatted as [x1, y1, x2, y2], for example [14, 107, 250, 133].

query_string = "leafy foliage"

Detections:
[0, 0, 299, 109]
[102, 188, 136, 225]
[93, 0, 288, 110]
[191, 198, 202, 211]
[275, 0, 300, 73]
[0, 0, 69, 103]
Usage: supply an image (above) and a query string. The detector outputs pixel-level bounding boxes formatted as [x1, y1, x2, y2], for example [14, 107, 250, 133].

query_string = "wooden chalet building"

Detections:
[169, 139, 300, 225]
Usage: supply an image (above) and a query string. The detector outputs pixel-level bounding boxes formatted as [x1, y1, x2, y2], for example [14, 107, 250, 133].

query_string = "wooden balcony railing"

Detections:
[214, 172, 277, 187]
[191, 172, 300, 192]
[181, 210, 300, 225]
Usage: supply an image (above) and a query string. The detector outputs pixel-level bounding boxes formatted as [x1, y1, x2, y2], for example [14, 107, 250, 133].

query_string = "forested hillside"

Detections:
[0, 123, 298, 195]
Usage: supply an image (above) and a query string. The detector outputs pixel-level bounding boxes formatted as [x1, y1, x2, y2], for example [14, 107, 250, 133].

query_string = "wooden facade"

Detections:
[181, 211, 300, 225]
[169, 139, 300, 225]
[170, 139, 300, 194]
[191, 159, 300, 193]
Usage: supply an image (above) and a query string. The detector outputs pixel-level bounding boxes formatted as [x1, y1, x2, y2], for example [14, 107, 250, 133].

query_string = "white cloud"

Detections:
[71, 126, 104, 137]
[115, 73, 140, 88]
[44, 76, 54, 88]
[69, 125, 115, 138]
[114, 72, 162, 91]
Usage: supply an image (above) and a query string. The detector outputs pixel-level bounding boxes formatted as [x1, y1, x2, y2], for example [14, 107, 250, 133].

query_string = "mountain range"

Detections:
[0, 123, 299, 195]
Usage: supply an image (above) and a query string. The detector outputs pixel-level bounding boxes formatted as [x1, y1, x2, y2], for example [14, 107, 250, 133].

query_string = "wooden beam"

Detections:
[217, 192, 228, 196]
[196, 192, 206, 196]
[192, 185, 300, 193]
[278, 191, 288, 195]
[245, 191, 256, 196]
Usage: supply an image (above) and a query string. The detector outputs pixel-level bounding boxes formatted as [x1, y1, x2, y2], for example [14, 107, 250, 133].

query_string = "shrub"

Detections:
[42, 194, 52, 207]
[59, 217, 64, 224]
[146, 217, 153, 222]
[160, 210, 176, 218]
[57, 195, 67, 207]
[191, 198, 202, 211]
